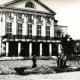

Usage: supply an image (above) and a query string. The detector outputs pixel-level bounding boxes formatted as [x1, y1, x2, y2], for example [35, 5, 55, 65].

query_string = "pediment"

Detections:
[1, 0, 55, 14]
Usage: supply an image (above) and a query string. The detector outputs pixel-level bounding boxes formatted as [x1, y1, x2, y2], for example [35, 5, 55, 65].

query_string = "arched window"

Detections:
[25, 2, 35, 8]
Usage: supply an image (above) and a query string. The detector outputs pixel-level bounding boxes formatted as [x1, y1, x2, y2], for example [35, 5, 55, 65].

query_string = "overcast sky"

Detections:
[0, 0, 80, 39]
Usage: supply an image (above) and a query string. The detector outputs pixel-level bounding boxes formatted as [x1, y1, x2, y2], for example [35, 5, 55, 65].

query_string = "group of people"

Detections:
[57, 54, 67, 68]
[32, 54, 67, 68]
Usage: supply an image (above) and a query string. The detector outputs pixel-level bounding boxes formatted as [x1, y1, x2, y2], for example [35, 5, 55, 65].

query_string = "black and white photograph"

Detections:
[0, 0, 80, 80]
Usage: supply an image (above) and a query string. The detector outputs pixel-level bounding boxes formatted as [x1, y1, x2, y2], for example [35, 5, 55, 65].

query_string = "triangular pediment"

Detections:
[1, 0, 56, 14]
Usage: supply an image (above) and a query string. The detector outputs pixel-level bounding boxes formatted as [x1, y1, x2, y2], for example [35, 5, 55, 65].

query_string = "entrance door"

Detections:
[52, 43, 58, 56]
[9, 42, 18, 56]
[42, 43, 49, 56]
[21, 42, 29, 56]
[32, 42, 40, 56]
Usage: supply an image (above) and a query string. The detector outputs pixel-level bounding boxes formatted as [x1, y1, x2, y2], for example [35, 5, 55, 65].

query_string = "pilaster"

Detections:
[42, 16, 46, 36]
[2, 12, 6, 36]
[50, 19, 54, 37]
[23, 14, 27, 35]
[32, 15, 37, 36]
[12, 13, 17, 35]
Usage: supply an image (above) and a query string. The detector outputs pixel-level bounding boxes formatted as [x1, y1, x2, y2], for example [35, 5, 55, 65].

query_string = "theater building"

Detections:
[0, 0, 67, 57]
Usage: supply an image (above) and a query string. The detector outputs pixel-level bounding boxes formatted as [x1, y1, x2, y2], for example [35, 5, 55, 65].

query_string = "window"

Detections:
[37, 25, 41, 36]
[25, 2, 35, 8]
[46, 26, 50, 37]
[37, 15, 41, 21]
[6, 22, 12, 35]
[28, 24, 32, 36]
[18, 13, 22, 19]
[17, 23, 22, 35]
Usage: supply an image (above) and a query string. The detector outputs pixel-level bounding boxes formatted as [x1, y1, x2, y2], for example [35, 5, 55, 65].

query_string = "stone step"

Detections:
[0, 56, 57, 61]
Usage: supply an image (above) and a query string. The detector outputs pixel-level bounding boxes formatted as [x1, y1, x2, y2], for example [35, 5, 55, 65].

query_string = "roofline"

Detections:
[54, 19, 58, 22]
[0, 0, 56, 15]
[54, 25, 67, 27]
[0, 0, 21, 7]
[35, 0, 56, 15]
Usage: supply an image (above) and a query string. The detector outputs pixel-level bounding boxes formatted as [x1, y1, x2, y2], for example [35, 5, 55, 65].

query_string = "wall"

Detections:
[54, 25, 67, 37]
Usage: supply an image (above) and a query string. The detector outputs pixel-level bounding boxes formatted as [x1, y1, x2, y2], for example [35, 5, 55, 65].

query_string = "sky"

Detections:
[0, 0, 80, 39]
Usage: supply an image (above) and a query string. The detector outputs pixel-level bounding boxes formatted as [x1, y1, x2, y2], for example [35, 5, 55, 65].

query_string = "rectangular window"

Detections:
[37, 25, 41, 36]
[28, 24, 32, 36]
[17, 23, 22, 35]
[6, 22, 12, 35]
[46, 26, 50, 37]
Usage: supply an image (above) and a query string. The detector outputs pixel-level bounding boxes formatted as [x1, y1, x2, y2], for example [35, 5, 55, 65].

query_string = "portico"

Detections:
[5, 41, 60, 57]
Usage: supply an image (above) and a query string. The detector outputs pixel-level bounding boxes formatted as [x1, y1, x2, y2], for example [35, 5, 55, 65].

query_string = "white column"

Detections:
[6, 42, 9, 57]
[58, 44, 62, 55]
[49, 43, 52, 56]
[29, 43, 32, 56]
[18, 43, 21, 56]
[40, 43, 42, 56]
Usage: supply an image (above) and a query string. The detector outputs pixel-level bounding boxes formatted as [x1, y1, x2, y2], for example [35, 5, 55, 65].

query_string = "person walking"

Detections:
[62, 56, 67, 68]
[32, 55, 37, 68]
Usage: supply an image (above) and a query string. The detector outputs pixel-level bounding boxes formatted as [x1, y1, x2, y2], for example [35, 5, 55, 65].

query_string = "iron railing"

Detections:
[2, 35, 62, 41]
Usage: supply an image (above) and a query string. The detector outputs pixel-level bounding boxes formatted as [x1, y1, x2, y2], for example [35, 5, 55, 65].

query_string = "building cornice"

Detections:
[0, 6, 54, 16]
[54, 25, 67, 28]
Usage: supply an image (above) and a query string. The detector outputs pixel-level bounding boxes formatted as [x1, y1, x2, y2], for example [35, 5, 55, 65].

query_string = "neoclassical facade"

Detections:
[0, 0, 67, 57]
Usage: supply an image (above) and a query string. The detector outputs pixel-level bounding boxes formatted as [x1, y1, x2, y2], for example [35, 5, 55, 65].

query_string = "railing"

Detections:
[2, 35, 62, 41]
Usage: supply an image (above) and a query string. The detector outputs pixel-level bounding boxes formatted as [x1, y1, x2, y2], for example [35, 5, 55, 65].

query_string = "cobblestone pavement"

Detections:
[0, 71, 80, 80]
[0, 60, 80, 80]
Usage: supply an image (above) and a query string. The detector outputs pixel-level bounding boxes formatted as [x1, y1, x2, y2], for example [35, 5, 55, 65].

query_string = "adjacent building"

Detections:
[0, 0, 67, 57]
